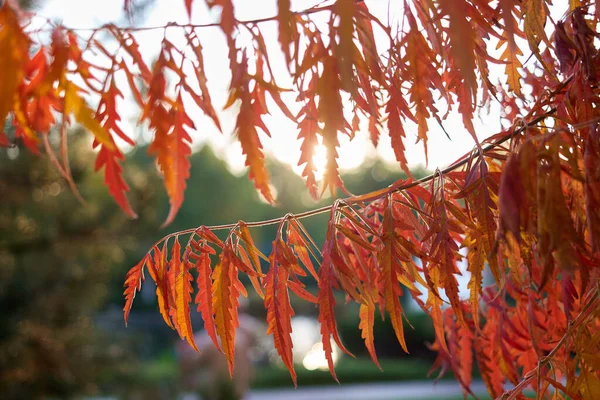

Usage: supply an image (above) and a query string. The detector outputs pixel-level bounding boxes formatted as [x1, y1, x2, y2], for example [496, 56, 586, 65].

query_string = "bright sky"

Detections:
[35, 0, 505, 179]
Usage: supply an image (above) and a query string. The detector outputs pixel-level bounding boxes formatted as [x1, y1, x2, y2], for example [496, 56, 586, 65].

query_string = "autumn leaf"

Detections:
[359, 301, 380, 370]
[123, 255, 147, 326]
[212, 243, 241, 376]
[265, 236, 297, 385]
[438, 0, 478, 96]
[184, 0, 193, 19]
[147, 92, 194, 227]
[95, 77, 137, 218]
[377, 195, 409, 353]
[318, 206, 353, 381]
[238, 221, 266, 298]
[316, 57, 346, 198]
[385, 81, 412, 176]
[193, 242, 220, 350]
[296, 79, 320, 199]
[227, 57, 274, 203]
[333, 0, 356, 94]
[277, 0, 295, 65]
[3, 2, 600, 398]
[0, 4, 29, 146]
[146, 245, 173, 329]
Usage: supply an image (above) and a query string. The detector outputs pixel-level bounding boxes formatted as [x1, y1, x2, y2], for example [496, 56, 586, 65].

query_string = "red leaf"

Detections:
[265, 237, 297, 385]
[359, 302, 380, 370]
[316, 57, 347, 198]
[148, 93, 194, 227]
[184, 0, 193, 19]
[318, 208, 353, 382]
[186, 31, 222, 132]
[147, 245, 173, 329]
[385, 82, 412, 176]
[277, 0, 295, 65]
[123, 255, 147, 326]
[288, 219, 319, 282]
[194, 243, 221, 350]
[584, 127, 600, 252]
[377, 196, 409, 353]
[296, 78, 320, 199]
[228, 56, 274, 203]
[212, 243, 241, 376]
[176, 258, 199, 352]
[95, 78, 137, 218]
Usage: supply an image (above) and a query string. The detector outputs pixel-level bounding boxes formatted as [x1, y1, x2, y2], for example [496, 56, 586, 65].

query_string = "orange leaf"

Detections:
[265, 238, 297, 385]
[359, 302, 380, 370]
[438, 0, 477, 97]
[277, 0, 295, 65]
[333, 0, 356, 94]
[377, 196, 409, 353]
[63, 82, 114, 151]
[147, 246, 173, 329]
[123, 255, 147, 326]
[147, 93, 193, 227]
[318, 208, 355, 382]
[186, 31, 222, 132]
[0, 5, 29, 145]
[176, 258, 199, 352]
[184, 0, 193, 19]
[212, 244, 241, 376]
[296, 79, 320, 199]
[287, 219, 319, 282]
[229, 57, 274, 203]
[168, 238, 183, 334]
[194, 244, 221, 351]
[238, 221, 265, 276]
[238, 247, 265, 299]
[317, 57, 346, 198]
[95, 78, 137, 218]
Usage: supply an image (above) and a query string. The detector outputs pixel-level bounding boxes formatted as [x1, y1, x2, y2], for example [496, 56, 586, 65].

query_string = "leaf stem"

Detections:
[149, 108, 557, 250]
[501, 287, 600, 400]
[36, 4, 336, 33]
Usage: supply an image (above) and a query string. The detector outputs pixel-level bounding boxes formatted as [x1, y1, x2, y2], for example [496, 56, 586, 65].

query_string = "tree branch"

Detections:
[148, 108, 557, 250]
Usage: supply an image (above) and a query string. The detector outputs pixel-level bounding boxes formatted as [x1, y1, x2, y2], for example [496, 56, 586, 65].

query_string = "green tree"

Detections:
[0, 130, 160, 399]
[2, 1, 600, 399]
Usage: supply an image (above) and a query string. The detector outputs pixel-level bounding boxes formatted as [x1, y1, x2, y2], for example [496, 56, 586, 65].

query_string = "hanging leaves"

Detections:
[3, 1, 600, 398]
[95, 77, 137, 218]
[0, 5, 29, 146]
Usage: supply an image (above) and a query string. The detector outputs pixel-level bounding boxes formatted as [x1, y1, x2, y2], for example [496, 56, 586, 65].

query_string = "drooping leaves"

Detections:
[123, 255, 147, 326]
[2, 1, 600, 398]
[212, 241, 242, 376]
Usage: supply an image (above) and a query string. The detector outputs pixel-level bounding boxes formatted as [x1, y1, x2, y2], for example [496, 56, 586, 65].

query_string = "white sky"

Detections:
[34, 0, 508, 178]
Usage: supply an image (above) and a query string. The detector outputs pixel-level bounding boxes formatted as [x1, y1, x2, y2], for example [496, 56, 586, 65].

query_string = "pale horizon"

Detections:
[32, 0, 511, 180]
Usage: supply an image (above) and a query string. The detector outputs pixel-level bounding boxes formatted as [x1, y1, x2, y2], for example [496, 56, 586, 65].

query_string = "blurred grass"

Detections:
[132, 353, 453, 389]
[253, 357, 450, 388]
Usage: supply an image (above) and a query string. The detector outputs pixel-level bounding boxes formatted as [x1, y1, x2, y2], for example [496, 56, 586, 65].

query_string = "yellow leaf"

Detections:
[0, 5, 29, 142]
[63, 82, 114, 151]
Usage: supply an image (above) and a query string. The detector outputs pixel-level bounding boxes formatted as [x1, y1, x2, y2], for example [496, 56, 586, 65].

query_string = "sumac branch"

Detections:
[1, 0, 600, 398]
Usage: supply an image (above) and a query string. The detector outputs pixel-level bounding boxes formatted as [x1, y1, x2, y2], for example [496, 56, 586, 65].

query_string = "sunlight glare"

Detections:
[302, 342, 340, 371]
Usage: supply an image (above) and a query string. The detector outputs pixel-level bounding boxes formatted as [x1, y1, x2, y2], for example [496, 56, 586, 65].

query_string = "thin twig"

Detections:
[35, 4, 336, 33]
[501, 287, 600, 400]
[148, 108, 557, 250]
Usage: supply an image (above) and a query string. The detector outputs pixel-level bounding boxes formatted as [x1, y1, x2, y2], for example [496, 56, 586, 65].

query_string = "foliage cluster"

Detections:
[2, 0, 600, 398]
[0, 132, 157, 398]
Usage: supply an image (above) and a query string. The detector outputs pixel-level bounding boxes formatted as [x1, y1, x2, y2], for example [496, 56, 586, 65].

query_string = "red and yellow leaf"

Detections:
[123, 255, 147, 326]
[212, 244, 241, 376]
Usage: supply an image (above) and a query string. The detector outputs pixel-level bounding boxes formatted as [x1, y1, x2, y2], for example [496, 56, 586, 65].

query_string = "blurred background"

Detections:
[2, 127, 449, 399]
[1, 1, 488, 399]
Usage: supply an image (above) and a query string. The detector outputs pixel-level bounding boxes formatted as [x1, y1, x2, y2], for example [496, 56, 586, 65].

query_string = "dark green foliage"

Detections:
[0, 131, 160, 399]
